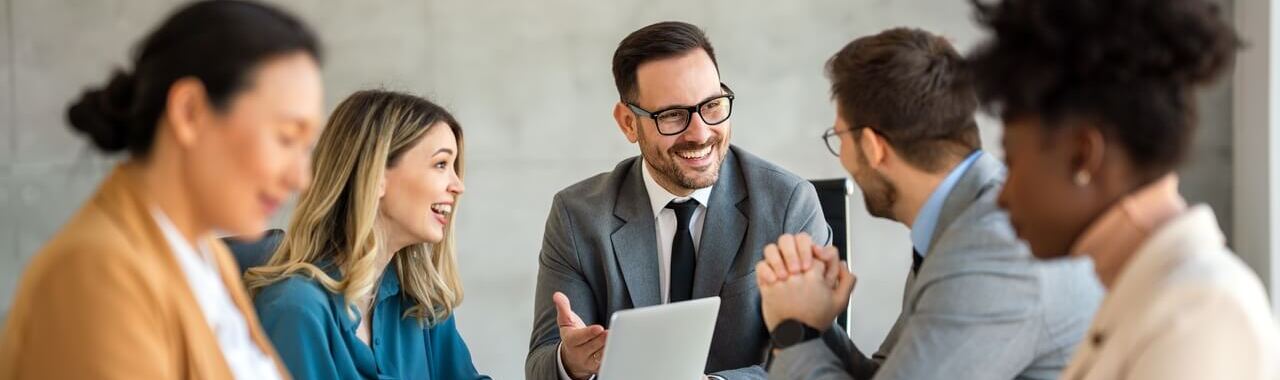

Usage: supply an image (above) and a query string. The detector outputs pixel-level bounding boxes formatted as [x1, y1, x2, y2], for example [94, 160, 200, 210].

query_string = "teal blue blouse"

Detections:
[253, 264, 489, 380]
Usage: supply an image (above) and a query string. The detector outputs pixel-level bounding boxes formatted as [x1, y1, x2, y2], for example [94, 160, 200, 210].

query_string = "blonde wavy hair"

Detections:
[245, 89, 464, 324]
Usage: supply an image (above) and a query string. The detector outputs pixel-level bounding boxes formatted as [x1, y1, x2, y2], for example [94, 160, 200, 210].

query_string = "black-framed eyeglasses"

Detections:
[626, 83, 735, 136]
[822, 126, 859, 157]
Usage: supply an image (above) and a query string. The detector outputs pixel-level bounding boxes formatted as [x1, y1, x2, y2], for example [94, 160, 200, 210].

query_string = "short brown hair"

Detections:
[827, 27, 980, 172]
[612, 21, 718, 102]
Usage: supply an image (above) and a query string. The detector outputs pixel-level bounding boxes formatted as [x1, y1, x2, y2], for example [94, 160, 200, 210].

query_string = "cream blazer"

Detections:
[1063, 205, 1279, 380]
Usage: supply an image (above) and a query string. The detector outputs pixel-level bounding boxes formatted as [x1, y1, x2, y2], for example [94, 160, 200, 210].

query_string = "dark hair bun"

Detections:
[66, 70, 136, 153]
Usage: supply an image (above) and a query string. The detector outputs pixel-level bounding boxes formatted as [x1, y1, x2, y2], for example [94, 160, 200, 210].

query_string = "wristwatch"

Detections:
[771, 319, 821, 350]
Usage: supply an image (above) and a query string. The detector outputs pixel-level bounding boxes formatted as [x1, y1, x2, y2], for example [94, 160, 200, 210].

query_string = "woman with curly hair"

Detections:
[969, 0, 1279, 378]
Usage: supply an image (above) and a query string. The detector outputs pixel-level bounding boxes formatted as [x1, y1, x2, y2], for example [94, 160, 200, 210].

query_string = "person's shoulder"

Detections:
[731, 146, 810, 191]
[24, 205, 168, 294]
[1133, 207, 1269, 312]
[551, 155, 641, 210]
[935, 188, 1020, 252]
[427, 313, 461, 332]
[1134, 246, 1280, 349]
[253, 273, 335, 318]
[1164, 245, 1274, 313]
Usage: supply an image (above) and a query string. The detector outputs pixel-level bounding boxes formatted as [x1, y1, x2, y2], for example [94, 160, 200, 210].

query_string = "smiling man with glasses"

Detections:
[525, 21, 832, 380]
[754, 27, 1103, 379]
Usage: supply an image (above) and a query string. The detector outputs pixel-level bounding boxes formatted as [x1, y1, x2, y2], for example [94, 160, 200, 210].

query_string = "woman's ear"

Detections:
[614, 102, 639, 143]
[377, 172, 387, 199]
[1069, 123, 1106, 187]
[163, 77, 213, 148]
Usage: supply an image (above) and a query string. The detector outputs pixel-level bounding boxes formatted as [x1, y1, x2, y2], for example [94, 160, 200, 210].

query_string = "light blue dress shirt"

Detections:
[910, 150, 983, 256]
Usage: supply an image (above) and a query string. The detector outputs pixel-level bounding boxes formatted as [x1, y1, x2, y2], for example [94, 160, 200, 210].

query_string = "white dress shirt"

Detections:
[642, 160, 712, 304]
[556, 160, 717, 380]
[152, 209, 282, 380]
[1061, 206, 1280, 380]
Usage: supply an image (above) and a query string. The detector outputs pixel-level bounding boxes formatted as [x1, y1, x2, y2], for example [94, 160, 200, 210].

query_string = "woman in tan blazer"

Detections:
[970, 0, 1279, 379]
[0, 1, 324, 379]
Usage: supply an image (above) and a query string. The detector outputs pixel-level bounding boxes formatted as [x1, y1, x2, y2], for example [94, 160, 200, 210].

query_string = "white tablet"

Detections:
[597, 297, 721, 380]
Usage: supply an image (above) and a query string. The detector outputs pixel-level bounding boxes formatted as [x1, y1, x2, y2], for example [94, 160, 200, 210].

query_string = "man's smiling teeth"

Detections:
[430, 204, 453, 216]
[676, 146, 712, 160]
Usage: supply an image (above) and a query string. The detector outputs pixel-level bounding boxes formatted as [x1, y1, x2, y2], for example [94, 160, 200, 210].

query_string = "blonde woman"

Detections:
[245, 90, 489, 379]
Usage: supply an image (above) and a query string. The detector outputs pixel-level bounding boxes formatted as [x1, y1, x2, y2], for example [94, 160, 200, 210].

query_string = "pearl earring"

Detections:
[1074, 170, 1092, 187]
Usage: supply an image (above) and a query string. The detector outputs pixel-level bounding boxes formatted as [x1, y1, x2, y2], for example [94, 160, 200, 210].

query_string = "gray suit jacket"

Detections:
[770, 153, 1102, 380]
[526, 146, 832, 380]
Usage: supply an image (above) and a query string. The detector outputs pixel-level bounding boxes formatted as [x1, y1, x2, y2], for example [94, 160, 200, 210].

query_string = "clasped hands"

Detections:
[756, 233, 858, 334]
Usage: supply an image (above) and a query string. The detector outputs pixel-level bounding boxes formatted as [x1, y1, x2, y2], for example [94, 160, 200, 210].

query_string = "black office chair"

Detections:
[221, 229, 285, 274]
[809, 178, 853, 331]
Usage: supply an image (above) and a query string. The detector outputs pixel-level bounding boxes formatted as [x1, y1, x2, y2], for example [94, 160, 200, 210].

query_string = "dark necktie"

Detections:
[911, 248, 924, 274]
[667, 199, 699, 303]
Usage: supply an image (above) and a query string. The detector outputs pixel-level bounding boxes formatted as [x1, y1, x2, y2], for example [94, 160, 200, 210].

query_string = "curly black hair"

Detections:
[968, 0, 1239, 176]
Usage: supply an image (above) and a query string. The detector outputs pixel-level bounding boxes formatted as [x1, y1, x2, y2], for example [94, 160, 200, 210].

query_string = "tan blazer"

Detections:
[1062, 206, 1280, 380]
[0, 163, 289, 379]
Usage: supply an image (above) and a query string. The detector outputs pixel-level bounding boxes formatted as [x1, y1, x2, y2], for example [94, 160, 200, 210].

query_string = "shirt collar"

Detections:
[321, 258, 403, 329]
[641, 158, 713, 218]
[1071, 174, 1185, 289]
[317, 258, 403, 304]
[375, 265, 401, 302]
[910, 150, 983, 255]
[150, 206, 210, 263]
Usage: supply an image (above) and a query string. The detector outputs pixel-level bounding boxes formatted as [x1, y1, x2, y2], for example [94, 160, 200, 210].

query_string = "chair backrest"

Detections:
[221, 229, 285, 274]
[809, 178, 853, 330]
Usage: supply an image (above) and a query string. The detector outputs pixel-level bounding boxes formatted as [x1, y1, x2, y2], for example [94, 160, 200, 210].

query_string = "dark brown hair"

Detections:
[612, 21, 718, 102]
[67, 0, 321, 156]
[968, 0, 1239, 177]
[827, 27, 980, 172]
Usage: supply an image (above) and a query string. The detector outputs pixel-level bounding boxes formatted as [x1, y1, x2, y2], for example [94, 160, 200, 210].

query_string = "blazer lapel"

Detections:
[94, 163, 236, 379]
[693, 149, 748, 299]
[930, 152, 1004, 248]
[610, 158, 663, 308]
[209, 239, 291, 379]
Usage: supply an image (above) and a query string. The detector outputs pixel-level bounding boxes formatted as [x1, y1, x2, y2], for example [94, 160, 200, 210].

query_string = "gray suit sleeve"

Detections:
[770, 339, 855, 380]
[768, 324, 879, 380]
[866, 269, 1041, 380]
[771, 269, 1041, 380]
[710, 365, 766, 379]
[526, 194, 600, 380]
[786, 180, 833, 247]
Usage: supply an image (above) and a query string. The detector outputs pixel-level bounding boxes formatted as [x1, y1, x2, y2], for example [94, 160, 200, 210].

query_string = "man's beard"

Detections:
[638, 132, 723, 190]
[853, 150, 898, 220]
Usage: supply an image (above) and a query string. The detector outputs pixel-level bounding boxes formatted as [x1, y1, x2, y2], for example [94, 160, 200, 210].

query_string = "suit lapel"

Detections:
[611, 158, 663, 307]
[95, 163, 236, 379]
[693, 149, 748, 299]
[208, 239, 291, 379]
[929, 152, 1004, 248]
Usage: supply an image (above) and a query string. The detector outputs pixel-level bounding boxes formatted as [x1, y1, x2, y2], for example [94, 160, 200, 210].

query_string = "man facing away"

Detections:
[756, 27, 1103, 380]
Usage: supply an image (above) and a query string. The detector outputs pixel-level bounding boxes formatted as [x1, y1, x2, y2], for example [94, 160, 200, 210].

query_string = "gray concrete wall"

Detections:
[0, 1, 1236, 378]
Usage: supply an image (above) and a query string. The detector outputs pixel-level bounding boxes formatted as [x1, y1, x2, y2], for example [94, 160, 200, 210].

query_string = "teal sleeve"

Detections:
[256, 291, 341, 380]
[426, 316, 492, 380]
